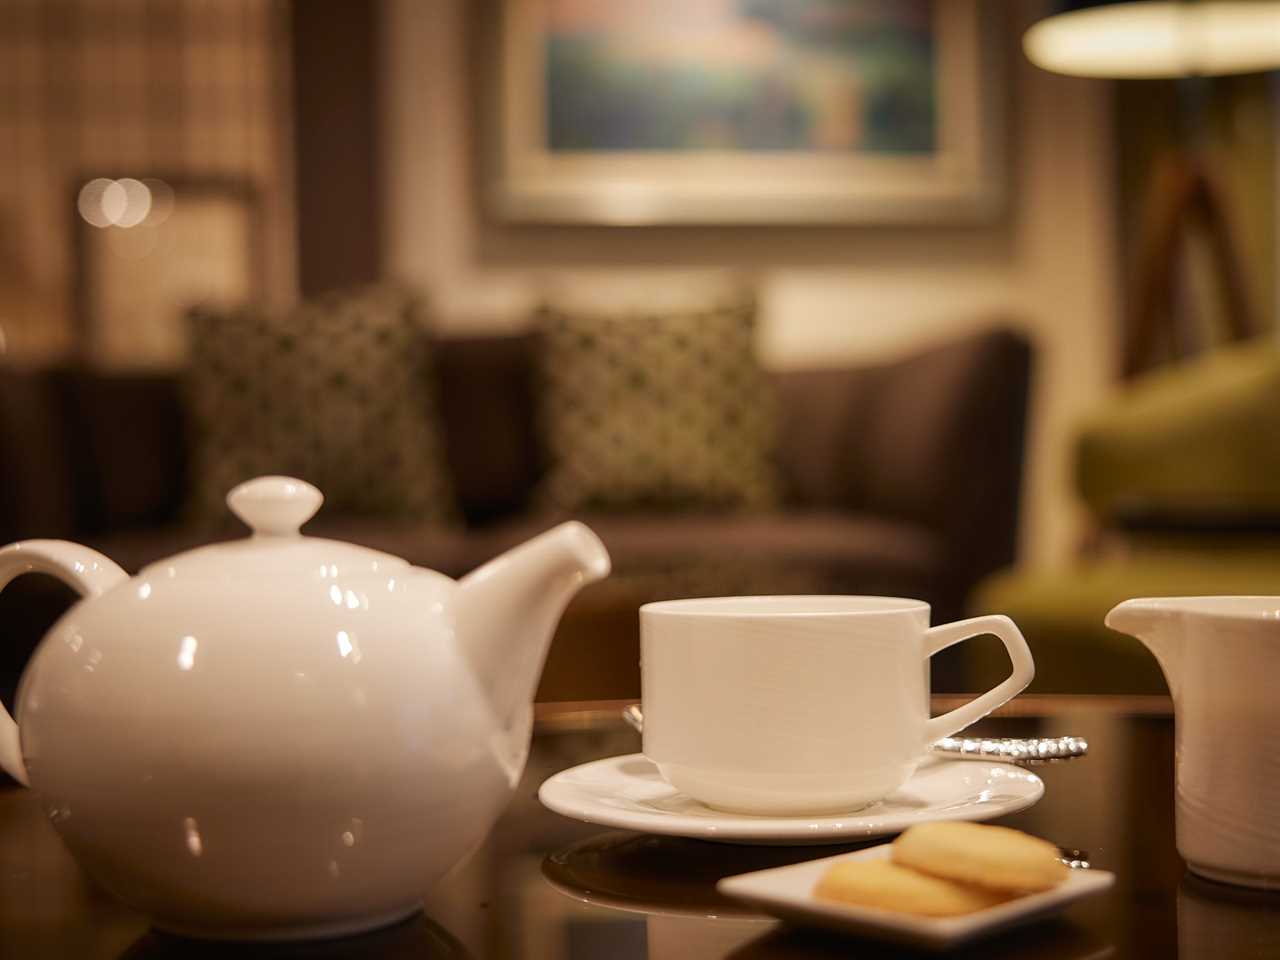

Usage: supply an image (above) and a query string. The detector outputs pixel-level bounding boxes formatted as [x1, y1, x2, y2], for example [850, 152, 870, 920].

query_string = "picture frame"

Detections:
[492, 0, 1002, 225]
[74, 175, 262, 370]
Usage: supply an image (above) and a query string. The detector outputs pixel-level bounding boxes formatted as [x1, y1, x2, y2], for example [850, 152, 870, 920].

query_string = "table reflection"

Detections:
[537, 831, 1117, 960]
[543, 831, 871, 916]
[0, 698, 1222, 959]
[539, 831, 824, 960]
[1178, 873, 1280, 960]
[727, 921, 1114, 960]
[116, 913, 469, 960]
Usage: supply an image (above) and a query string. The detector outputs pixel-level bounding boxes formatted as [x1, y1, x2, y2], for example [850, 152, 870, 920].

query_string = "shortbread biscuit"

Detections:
[814, 860, 1011, 917]
[892, 821, 1068, 893]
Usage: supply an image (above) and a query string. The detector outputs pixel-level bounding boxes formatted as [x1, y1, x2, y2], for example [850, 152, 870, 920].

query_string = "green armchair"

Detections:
[971, 340, 1280, 694]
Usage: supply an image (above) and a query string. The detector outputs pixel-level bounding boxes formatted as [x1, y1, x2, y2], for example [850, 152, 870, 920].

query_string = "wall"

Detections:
[292, 0, 383, 296]
[0, 0, 296, 365]
[381, 0, 1120, 571]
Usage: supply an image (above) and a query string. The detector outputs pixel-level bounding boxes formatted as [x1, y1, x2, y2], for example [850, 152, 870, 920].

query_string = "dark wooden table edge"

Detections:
[534, 694, 1174, 731]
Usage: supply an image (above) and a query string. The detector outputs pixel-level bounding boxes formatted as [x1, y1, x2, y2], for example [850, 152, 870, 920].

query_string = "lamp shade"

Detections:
[1024, 1, 1280, 78]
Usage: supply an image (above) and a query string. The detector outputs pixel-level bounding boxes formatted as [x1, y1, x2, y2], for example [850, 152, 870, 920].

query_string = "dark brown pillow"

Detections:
[184, 286, 458, 527]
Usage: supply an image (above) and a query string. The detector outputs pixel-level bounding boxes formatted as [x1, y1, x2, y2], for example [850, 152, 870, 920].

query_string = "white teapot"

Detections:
[0, 476, 610, 939]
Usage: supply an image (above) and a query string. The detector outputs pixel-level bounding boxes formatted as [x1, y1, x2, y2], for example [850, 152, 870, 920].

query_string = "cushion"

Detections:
[183, 286, 457, 527]
[474, 510, 949, 700]
[533, 298, 779, 511]
[474, 510, 942, 600]
[970, 545, 1280, 694]
[1076, 341, 1280, 523]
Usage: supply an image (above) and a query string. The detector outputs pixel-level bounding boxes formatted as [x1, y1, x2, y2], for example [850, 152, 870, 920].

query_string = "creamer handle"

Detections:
[922, 615, 1035, 747]
[0, 541, 128, 786]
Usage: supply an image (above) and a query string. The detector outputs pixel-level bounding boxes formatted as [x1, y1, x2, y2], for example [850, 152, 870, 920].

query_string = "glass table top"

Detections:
[1, 695, 1277, 959]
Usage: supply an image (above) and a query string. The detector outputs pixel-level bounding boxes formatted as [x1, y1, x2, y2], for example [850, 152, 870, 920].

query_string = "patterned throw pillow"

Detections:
[535, 299, 780, 511]
[184, 286, 457, 527]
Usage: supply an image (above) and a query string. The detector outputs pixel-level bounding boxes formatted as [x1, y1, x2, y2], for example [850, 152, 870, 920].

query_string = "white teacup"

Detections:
[640, 596, 1035, 815]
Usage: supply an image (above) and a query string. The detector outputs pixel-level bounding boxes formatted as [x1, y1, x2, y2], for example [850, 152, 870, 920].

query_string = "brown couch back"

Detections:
[773, 328, 1032, 584]
[0, 327, 1031, 580]
[0, 370, 79, 539]
[858, 329, 1033, 583]
[433, 334, 542, 523]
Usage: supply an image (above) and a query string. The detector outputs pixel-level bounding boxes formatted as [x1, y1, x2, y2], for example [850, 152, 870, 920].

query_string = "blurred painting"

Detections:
[495, 0, 1000, 224]
[545, 0, 935, 155]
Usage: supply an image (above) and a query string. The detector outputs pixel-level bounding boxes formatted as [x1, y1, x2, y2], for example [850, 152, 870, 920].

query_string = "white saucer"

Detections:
[538, 754, 1044, 845]
[717, 842, 1114, 950]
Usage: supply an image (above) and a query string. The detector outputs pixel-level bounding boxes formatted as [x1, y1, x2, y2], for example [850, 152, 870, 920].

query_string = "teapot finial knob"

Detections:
[227, 476, 323, 537]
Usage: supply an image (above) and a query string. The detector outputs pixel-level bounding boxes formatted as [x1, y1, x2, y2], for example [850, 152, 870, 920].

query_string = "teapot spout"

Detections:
[458, 522, 610, 724]
[1105, 598, 1183, 696]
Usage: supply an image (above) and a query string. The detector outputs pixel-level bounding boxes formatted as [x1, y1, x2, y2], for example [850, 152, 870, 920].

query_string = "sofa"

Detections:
[972, 339, 1280, 694]
[0, 326, 1031, 708]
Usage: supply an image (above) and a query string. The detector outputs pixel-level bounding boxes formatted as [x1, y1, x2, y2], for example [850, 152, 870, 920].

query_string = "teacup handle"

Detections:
[922, 615, 1034, 748]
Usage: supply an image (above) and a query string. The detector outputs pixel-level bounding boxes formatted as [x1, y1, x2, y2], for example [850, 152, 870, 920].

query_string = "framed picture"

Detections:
[493, 0, 1002, 225]
[74, 176, 262, 370]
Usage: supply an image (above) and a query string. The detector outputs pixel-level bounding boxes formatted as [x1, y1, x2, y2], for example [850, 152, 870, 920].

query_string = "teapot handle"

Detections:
[0, 541, 128, 787]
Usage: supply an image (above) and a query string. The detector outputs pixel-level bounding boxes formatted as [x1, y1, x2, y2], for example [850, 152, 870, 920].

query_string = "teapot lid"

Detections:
[139, 476, 411, 580]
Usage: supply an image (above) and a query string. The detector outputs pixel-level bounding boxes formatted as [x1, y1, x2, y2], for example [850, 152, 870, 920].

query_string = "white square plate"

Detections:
[716, 842, 1114, 951]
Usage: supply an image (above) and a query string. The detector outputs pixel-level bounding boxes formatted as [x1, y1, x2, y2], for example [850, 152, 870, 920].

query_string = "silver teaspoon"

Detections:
[620, 704, 1088, 762]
